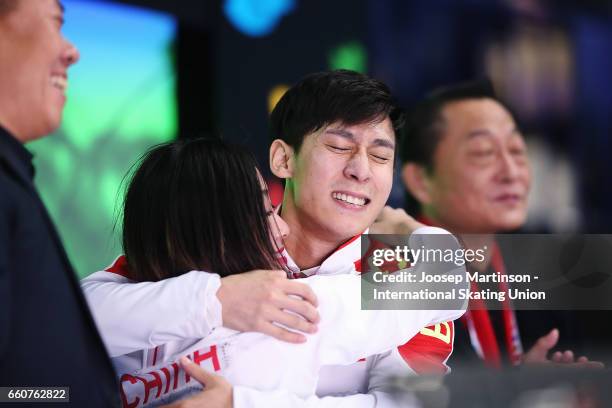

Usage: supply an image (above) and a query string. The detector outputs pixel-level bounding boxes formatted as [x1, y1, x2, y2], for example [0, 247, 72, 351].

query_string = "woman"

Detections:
[82, 138, 465, 407]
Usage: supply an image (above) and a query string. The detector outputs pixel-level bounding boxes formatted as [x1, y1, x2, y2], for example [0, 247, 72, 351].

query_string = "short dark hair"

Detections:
[121, 138, 283, 282]
[270, 69, 404, 152]
[399, 79, 509, 169]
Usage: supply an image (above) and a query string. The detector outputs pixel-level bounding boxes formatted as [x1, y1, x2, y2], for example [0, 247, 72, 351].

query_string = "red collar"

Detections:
[105, 255, 131, 279]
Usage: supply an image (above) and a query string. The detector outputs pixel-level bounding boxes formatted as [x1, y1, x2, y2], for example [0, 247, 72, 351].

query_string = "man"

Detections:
[265, 70, 455, 402]
[0, 0, 119, 405]
[0, 2, 318, 406]
[398, 80, 600, 368]
[85, 70, 458, 407]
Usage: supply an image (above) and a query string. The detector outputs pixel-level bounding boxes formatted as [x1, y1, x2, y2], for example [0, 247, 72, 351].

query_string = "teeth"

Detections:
[332, 192, 366, 206]
[51, 75, 67, 91]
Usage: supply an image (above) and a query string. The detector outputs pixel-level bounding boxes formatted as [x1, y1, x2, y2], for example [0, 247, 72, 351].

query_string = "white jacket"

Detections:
[82, 227, 466, 407]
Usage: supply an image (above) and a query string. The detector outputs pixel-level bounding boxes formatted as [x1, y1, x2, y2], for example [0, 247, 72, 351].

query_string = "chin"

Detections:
[493, 213, 527, 232]
[45, 105, 64, 131]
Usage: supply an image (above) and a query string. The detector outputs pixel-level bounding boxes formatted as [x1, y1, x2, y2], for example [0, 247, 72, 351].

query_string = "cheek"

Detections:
[305, 153, 341, 186]
[372, 167, 393, 201]
[521, 166, 532, 191]
[437, 170, 488, 206]
[294, 155, 331, 203]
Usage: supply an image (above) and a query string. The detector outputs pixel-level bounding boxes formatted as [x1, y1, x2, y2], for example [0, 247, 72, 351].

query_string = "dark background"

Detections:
[116, 0, 612, 234]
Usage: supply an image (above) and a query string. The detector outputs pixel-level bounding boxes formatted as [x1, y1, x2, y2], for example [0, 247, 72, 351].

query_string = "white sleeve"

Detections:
[81, 270, 222, 357]
[303, 274, 464, 367]
[307, 226, 466, 366]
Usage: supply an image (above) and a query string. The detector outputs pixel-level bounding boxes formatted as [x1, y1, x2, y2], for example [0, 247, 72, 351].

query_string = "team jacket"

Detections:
[81, 227, 464, 407]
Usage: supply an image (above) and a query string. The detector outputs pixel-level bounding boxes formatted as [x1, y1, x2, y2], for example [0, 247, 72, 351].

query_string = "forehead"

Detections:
[12, 0, 62, 16]
[317, 117, 395, 144]
[440, 98, 516, 139]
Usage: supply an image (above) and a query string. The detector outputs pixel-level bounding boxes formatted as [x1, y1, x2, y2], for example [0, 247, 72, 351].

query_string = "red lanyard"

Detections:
[465, 244, 523, 368]
[416, 216, 523, 367]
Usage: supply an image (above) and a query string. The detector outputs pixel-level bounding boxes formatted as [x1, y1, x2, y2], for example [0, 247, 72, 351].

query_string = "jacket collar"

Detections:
[0, 125, 36, 188]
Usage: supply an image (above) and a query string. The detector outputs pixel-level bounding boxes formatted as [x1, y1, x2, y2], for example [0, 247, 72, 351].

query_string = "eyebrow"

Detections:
[324, 128, 395, 150]
[466, 126, 519, 139]
[56, 0, 65, 13]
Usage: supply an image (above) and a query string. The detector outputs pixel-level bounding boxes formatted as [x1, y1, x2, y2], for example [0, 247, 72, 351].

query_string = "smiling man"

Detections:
[399, 80, 599, 369]
[0, 0, 119, 406]
[401, 83, 530, 235]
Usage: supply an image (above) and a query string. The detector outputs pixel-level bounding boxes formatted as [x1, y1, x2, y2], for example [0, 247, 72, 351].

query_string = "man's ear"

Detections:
[269, 139, 295, 179]
[401, 163, 433, 205]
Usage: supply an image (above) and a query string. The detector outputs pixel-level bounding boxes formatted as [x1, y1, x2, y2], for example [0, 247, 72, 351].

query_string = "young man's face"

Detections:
[0, 0, 79, 141]
[284, 117, 395, 242]
[425, 98, 531, 233]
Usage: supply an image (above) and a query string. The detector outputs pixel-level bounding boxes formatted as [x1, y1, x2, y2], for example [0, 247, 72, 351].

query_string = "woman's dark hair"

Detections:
[121, 138, 283, 282]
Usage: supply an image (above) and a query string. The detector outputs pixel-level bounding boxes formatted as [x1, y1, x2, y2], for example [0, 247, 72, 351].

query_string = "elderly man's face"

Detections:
[425, 98, 531, 233]
[0, 0, 79, 141]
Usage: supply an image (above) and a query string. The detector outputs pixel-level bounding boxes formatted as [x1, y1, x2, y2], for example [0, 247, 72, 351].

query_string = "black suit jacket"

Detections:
[0, 127, 119, 406]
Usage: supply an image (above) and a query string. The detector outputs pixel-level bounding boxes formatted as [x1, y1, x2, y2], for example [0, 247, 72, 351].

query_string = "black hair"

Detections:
[399, 79, 507, 169]
[270, 69, 404, 152]
[121, 138, 283, 282]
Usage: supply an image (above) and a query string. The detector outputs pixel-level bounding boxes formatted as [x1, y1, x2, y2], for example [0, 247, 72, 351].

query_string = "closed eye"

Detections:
[53, 15, 64, 29]
[470, 150, 495, 156]
[326, 145, 351, 152]
[370, 154, 391, 163]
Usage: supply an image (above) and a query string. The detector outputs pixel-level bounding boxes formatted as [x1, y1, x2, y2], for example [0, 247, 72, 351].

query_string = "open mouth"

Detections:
[332, 191, 371, 207]
[51, 75, 67, 92]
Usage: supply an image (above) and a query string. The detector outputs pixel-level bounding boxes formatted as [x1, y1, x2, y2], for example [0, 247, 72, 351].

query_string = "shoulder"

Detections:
[81, 256, 134, 284]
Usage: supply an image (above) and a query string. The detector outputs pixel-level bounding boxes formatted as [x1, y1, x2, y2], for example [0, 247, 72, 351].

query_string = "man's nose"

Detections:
[497, 150, 524, 182]
[63, 39, 80, 67]
[343, 151, 371, 182]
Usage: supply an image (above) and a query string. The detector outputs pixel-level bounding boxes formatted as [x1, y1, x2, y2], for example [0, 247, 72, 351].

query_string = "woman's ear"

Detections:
[269, 139, 295, 179]
[402, 163, 433, 205]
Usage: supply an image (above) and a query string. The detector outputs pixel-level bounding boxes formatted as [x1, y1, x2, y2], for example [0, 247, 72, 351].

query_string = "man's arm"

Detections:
[81, 268, 319, 357]
[303, 274, 464, 367]
[81, 270, 222, 357]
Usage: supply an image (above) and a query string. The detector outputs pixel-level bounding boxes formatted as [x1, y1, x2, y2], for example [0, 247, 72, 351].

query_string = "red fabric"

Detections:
[266, 177, 284, 207]
[355, 243, 454, 374]
[106, 255, 130, 278]
[397, 321, 454, 374]
[465, 244, 520, 367]
[416, 214, 522, 368]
